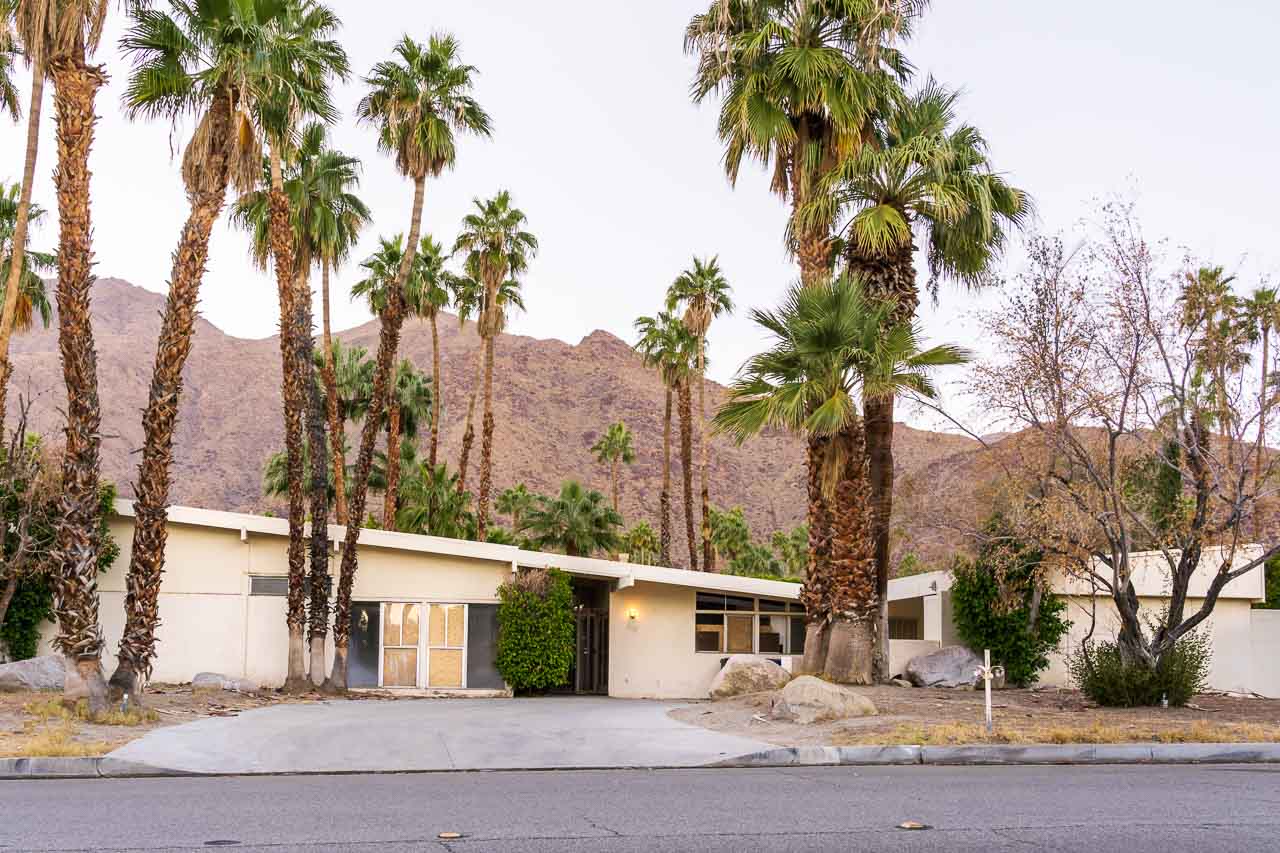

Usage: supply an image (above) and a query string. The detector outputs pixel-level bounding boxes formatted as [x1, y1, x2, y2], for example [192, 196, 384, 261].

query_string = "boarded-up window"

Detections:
[381, 603, 420, 688]
[427, 604, 465, 688]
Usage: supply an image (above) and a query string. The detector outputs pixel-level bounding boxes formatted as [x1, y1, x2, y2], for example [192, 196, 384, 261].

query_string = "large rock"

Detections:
[905, 645, 982, 689]
[0, 655, 65, 692]
[769, 675, 878, 724]
[708, 655, 791, 699]
[191, 672, 258, 694]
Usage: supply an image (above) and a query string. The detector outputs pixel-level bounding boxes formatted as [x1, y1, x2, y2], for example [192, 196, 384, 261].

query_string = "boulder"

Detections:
[708, 655, 791, 699]
[890, 677, 913, 689]
[191, 672, 258, 694]
[905, 645, 983, 689]
[769, 675, 878, 724]
[0, 655, 65, 692]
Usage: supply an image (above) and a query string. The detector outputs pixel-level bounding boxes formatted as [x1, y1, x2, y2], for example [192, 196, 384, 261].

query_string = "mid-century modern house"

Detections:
[887, 546, 1280, 697]
[31, 502, 1279, 698]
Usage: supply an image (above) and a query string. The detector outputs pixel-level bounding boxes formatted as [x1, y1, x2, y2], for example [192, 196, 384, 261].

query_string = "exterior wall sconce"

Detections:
[627, 607, 638, 621]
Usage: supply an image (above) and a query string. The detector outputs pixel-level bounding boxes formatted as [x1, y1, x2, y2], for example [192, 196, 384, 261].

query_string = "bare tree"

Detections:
[970, 201, 1279, 673]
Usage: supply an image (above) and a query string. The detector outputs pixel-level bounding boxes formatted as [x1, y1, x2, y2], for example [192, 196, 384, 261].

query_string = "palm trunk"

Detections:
[659, 386, 672, 566]
[822, 426, 879, 685]
[321, 260, 348, 525]
[328, 175, 425, 691]
[268, 147, 308, 693]
[0, 67, 45, 428]
[383, 401, 401, 528]
[1258, 328, 1271, 499]
[476, 334, 496, 540]
[109, 98, 234, 701]
[798, 435, 833, 675]
[678, 378, 698, 571]
[294, 263, 331, 688]
[429, 312, 441, 471]
[48, 57, 108, 714]
[610, 458, 619, 512]
[793, 194, 832, 289]
[457, 343, 483, 493]
[697, 337, 713, 572]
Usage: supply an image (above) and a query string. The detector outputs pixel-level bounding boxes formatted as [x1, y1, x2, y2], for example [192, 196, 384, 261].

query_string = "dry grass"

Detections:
[23, 697, 158, 727]
[0, 721, 119, 758]
[833, 720, 1280, 747]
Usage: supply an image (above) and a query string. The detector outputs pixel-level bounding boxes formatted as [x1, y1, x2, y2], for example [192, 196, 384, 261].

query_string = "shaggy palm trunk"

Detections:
[109, 99, 234, 701]
[678, 378, 698, 571]
[697, 337, 713, 572]
[427, 313, 441, 464]
[851, 240, 918, 683]
[659, 386, 672, 566]
[48, 57, 108, 714]
[0, 66, 44, 428]
[289, 262, 331, 686]
[320, 261, 348, 525]
[792, 195, 832, 289]
[383, 402, 401, 527]
[798, 435, 834, 675]
[822, 427, 879, 685]
[1258, 327, 1271, 500]
[328, 175, 424, 690]
[476, 333, 496, 540]
[457, 343, 483, 493]
[610, 458, 619, 512]
[268, 148, 308, 693]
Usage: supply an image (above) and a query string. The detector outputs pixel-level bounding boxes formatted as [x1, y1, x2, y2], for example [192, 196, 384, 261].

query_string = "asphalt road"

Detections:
[4, 764, 1279, 852]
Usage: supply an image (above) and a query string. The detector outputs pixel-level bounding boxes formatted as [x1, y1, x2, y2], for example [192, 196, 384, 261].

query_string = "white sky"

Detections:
[4, 1, 1278, 433]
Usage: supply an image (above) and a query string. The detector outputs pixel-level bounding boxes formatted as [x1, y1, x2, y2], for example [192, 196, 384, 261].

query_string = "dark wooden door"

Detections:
[575, 608, 609, 695]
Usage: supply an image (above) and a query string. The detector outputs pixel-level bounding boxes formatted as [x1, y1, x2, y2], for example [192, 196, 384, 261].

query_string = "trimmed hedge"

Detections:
[495, 568, 575, 693]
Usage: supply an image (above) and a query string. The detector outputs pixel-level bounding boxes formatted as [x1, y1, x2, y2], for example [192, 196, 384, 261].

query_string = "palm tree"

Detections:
[496, 483, 536, 535]
[381, 358, 431, 525]
[715, 274, 969, 683]
[0, 185, 53, 333]
[666, 256, 733, 570]
[25, 0, 112, 714]
[1246, 287, 1280, 492]
[453, 191, 537, 542]
[590, 421, 636, 513]
[523, 481, 622, 558]
[0, 17, 19, 123]
[623, 521, 659, 565]
[404, 235, 455, 473]
[634, 311, 697, 567]
[684, 0, 921, 286]
[109, 0, 334, 699]
[328, 33, 490, 690]
[316, 339, 374, 425]
[804, 80, 1027, 675]
[395, 462, 475, 540]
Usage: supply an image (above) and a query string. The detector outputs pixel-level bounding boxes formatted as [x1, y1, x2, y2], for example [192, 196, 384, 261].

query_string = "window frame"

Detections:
[694, 591, 805, 657]
[355, 598, 474, 689]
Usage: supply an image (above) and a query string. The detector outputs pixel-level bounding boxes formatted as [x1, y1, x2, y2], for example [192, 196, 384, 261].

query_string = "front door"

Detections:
[574, 608, 609, 695]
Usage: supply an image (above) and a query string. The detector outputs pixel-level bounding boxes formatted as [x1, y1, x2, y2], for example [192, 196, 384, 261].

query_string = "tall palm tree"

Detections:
[316, 338, 374, 424]
[25, 0, 112, 713]
[404, 235, 454, 473]
[523, 481, 623, 558]
[716, 274, 969, 683]
[395, 461, 475, 540]
[1246, 287, 1280, 492]
[684, 0, 921, 286]
[109, 0, 329, 700]
[805, 80, 1027, 676]
[634, 311, 697, 567]
[381, 358, 431, 525]
[453, 191, 537, 542]
[0, 15, 19, 123]
[666, 256, 733, 570]
[0, 185, 53, 333]
[590, 421, 637, 513]
[328, 33, 490, 690]
[496, 482, 536, 535]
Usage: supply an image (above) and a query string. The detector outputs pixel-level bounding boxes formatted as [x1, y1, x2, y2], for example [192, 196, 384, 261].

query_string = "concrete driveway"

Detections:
[106, 697, 773, 775]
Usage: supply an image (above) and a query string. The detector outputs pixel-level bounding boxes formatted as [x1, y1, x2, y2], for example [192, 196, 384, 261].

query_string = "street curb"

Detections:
[5, 743, 1280, 779]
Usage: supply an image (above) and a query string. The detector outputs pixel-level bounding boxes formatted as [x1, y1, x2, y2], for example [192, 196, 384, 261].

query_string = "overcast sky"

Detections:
[4, 1, 1278, 432]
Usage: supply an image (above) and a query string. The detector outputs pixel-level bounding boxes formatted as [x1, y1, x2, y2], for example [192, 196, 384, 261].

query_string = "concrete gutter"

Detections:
[6, 743, 1280, 779]
[710, 742, 1280, 768]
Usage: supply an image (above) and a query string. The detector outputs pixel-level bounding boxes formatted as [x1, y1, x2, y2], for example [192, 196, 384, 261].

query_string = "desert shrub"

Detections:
[495, 568, 575, 693]
[950, 517, 1069, 687]
[1256, 554, 1279, 610]
[1067, 631, 1211, 707]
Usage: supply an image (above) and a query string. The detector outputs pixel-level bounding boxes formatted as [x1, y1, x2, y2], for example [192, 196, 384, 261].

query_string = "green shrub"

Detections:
[0, 575, 52, 661]
[949, 518, 1069, 687]
[1067, 632, 1211, 707]
[495, 568, 575, 693]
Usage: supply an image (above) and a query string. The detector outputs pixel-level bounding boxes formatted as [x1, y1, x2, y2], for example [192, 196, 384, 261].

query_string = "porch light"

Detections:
[627, 607, 638, 621]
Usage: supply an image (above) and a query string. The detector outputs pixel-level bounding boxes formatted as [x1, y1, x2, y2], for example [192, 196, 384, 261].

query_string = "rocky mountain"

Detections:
[10, 278, 984, 569]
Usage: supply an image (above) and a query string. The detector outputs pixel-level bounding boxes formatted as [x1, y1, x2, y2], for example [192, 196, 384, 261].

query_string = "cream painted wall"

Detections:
[1250, 610, 1280, 698]
[609, 581, 728, 699]
[889, 639, 940, 677]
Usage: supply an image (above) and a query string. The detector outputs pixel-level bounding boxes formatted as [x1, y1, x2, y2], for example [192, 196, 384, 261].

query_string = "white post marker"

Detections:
[974, 649, 1005, 735]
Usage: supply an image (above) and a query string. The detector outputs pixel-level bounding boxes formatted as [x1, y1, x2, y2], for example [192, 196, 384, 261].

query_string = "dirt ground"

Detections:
[669, 685, 1280, 747]
[0, 684, 321, 758]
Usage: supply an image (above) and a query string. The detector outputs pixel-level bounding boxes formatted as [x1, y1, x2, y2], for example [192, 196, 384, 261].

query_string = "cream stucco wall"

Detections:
[608, 582, 730, 699]
[1249, 610, 1280, 698]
